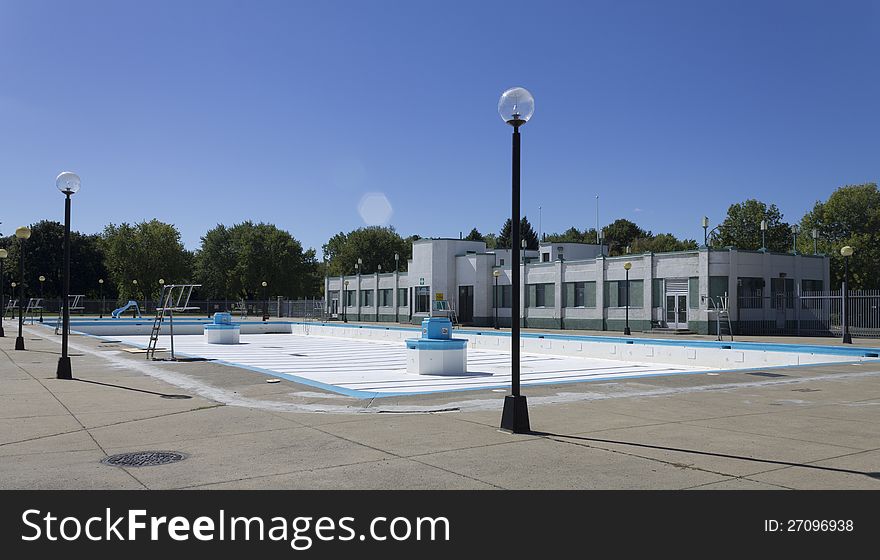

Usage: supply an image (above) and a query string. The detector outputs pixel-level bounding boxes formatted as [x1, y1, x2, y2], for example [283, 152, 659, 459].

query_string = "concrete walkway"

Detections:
[2, 322, 880, 489]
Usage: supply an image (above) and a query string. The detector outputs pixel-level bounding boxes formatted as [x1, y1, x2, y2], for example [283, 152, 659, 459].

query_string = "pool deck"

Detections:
[3, 320, 880, 490]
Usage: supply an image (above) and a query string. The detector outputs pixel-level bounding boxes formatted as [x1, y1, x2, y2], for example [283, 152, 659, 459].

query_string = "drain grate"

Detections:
[102, 451, 186, 468]
[744, 371, 788, 378]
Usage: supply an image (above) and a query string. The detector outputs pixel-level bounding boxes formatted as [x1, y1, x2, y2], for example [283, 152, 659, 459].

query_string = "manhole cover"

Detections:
[102, 451, 186, 468]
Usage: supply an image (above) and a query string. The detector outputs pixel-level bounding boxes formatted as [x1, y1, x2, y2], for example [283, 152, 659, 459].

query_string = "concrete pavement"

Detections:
[2, 322, 879, 490]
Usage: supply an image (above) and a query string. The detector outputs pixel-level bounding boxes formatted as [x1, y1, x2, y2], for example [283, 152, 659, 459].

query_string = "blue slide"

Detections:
[111, 300, 141, 319]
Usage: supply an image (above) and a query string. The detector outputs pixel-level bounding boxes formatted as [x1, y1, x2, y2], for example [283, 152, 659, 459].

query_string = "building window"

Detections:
[605, 280, 643, 307]
[398, 288, 408, 307]
[542, 253, 550, 262]
[344, 290, 355, 307]
[801, 279, 823, 309]
[415, 286, 431, 313]
[527, 283, 555, 308]
[362, 290, 373, 307]
[564, 282, 596, 308]
[770, 277, 794, 309]
[499, 258, 504, 266]
[737, 277, 765, 309]
[378, 288, 393, 307]
[493, 285, 512, 308]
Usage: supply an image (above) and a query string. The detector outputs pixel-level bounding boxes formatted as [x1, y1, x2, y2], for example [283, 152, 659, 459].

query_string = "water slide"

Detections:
[111, 300, 141, 319]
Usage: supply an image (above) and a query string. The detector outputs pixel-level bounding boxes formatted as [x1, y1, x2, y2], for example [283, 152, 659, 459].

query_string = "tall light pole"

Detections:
[811, 228, 819, 255]
[356, 258, 362, 322]
[56, 171, 79, 378]
[0, 248, 7, 337]
[760, 219, 767, 251]
[98, 278, 104, 318]
[596, 195, 600, 244]
[538, 205, 542, 242]
[10, 283, 16, 319]
[499, 86, 534, 434]
[791, 224, 800, 255]
[394, 252, 400, 323]
[623, 262, 632, 335]
[493, 268, 501, 330]
[14, 226, 31, 351]
[343, 279, 349, 323]
[702, 216, 709, 247]
[376, 264, 381, 322]
[841, 245, 854, 344]
[261, 281, 269, 321]
[132, 279, 138, 315]
[38, 275, 45, 322]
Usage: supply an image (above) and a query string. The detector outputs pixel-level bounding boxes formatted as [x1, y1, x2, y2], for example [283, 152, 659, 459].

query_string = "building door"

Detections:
[458, 285, 474, 324]
[665, 279, 688, 329]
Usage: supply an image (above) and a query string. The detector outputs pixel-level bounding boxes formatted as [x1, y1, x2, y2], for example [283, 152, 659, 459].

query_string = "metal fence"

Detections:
[735, 288, 880, 338]
[3, 298, 327, 321]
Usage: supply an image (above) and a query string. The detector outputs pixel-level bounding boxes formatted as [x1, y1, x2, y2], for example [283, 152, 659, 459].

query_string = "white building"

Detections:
[324, 238, 830, 335]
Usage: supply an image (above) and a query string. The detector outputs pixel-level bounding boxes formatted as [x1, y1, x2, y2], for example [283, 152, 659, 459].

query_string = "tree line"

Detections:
[1, 182, 877, 300]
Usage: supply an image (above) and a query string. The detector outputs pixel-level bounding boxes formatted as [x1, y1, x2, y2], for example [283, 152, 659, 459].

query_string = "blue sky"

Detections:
[0, 0, 876, 256]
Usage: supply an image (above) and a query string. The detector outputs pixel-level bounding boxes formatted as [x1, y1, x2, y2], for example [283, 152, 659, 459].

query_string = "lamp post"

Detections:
[356, 258, 362, 322]
[498, 85, 534, 433]
[14, 226, 31, 351]
[702, 216, 709, 247]
[55, 171, 79, 376]
[0, 248, 7, 337]
[493, 269, 501, 330]
[158, 278, 165, 307]
[760, 219, 767, 251]
[623, 262, 632, 335]
[343, 279, 349, 323]
[98, 279, 104, 318]
[376, 264, 381, 322]
[791, 224, 800, 255]
[394, 252, 400, 323]
[261, 281, 269, 321]
[38, 275, 45, 322]
[811, 228, 819, 255]
[10, 282, 16, 319]
[132, 279, 139, 315]
[841, 245, 854, 344]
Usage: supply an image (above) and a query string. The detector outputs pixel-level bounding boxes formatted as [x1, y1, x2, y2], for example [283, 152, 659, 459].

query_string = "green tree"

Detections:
[102, 220, 193, 302]
[464, 228, 484, 242]
[196, 222, 320, 299]
[603, 219, 649, 255]
[0, 221, 109, 300]
[545, 226, 599, 244]
[497, 216, 539, 249]
[631, 233, 698, 254]
[713, 199, 790, 252]
[483, 233, 498, 249]
[323, 226, 411, 277]
[799, 183, 880, 289]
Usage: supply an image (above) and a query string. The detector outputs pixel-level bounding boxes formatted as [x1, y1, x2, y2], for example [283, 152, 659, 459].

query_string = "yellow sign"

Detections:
[435, 292, 444, 301]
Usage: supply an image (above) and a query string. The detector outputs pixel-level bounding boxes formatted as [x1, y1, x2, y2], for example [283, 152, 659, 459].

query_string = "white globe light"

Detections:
[498, 87, 535, 124]
[840, 246, 854, 257]
[56, 171, 81, 195]
[15, 226, 31, 239]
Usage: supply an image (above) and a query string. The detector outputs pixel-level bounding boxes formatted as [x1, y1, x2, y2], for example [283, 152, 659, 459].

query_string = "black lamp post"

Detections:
[760, 219, 767, 251]
[261, 281, 269, 321]
[394, 252, 400, 323]
[14, 226, 31, 351]
[493, 269, 500, 330]
[791, 224, 800, 255]
[0, 248, 7, 337]
[356, 258, 362, 322]
[132, 279, 139, 316]
[343, 280, 349, 323]
[499, 86, 534, 434]
[841, 245, 853, 344]
[702, 216, 709, 247]
[812, 228, 819, 255]
[10, 283, 15, 319]
[623, 261, 632, 335]
[38, 275, 45, 322]
[376, 264, 381, 322]
[98, 278, 104, 318]
[56, 172, 79, 379]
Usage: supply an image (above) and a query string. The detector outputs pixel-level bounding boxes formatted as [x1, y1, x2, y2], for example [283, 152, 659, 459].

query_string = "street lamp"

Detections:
[55, 171, 79, 378]
[791, 224, 800, 255]
[498, 85, 534, 433]
[394, 252, 400, 323]
[261, 281, 269, 321]
[493, 269, 501, 330]
[98, 279, 104, 318]
[376, 265, 381, 322]
[356, 258, 362, 322]
[10, 281, 16, 320]
[38, 275, 45, 322]
[0, 248, 7, 337]
[702, 216, 709, 247]
[158, 278, 165, 307]
[811, 228, 819, 255]
[841, 245, 854, 344]
[623, 262, 632, 335]
[14, 226, 31, 351]
[343, 279, 349, 323]
[760, 219, 767, 251]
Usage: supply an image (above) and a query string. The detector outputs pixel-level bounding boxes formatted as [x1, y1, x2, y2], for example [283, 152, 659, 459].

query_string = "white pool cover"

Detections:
[114, 333, 710, 397]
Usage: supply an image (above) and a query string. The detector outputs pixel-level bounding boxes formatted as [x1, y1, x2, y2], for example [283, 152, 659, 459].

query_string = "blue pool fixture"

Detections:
[405, 317, 469, 375]
[204, 312, 240, 344]
[111, 300, 141, 319]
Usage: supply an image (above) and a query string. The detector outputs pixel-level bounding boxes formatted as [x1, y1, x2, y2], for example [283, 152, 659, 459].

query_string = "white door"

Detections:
[665, 279, 688, 329]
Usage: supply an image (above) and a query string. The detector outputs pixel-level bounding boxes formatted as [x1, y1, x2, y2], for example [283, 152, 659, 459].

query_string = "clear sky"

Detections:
[0, 0, 876, 256]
